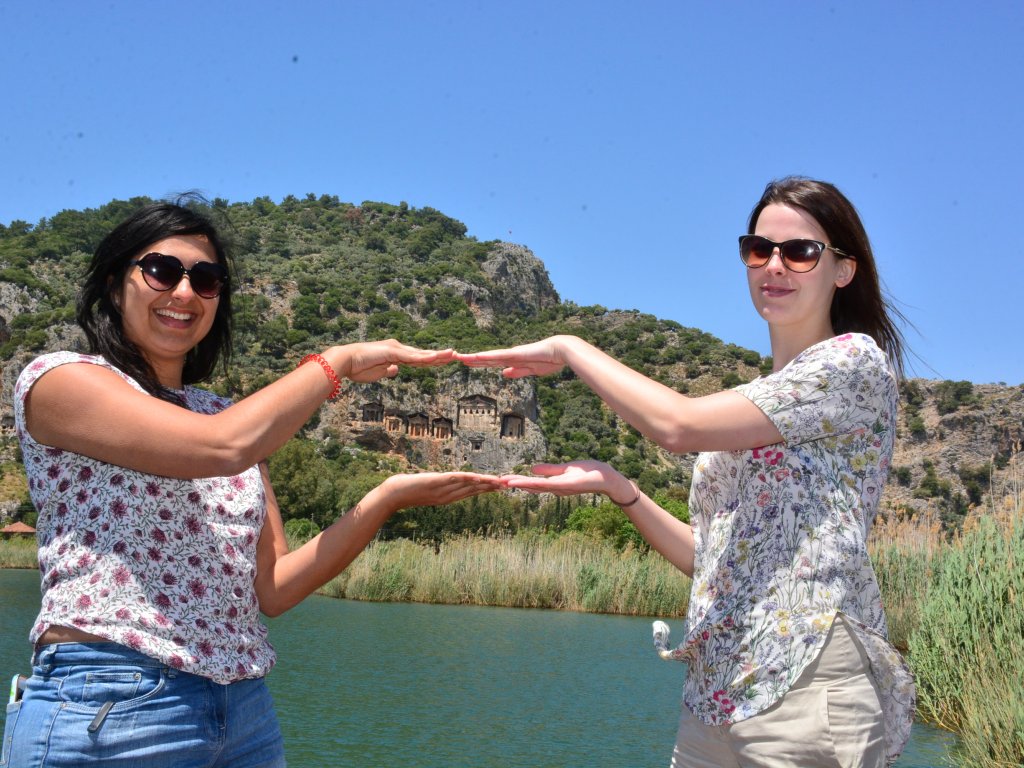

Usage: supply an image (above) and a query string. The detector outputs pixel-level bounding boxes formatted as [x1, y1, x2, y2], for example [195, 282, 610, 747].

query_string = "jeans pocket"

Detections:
[60, 665, 166, 710]
[1, 702, 22, 767]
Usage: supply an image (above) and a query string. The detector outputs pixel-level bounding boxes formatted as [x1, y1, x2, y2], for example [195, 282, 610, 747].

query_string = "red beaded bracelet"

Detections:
[299, 353, 342, 400]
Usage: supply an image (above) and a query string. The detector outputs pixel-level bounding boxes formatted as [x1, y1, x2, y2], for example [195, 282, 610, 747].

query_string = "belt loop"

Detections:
[33, 644, 54, 673]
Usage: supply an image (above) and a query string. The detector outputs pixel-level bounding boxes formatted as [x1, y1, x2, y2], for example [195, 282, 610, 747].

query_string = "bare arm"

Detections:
[254, 469, 504, 617]
[458, 335, 781, 454]
[24, 341, 454, 479]
[502, 461, 694, 578]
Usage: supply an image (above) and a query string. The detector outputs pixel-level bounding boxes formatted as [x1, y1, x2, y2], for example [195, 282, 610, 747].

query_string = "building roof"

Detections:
[1, 521, 35, 534]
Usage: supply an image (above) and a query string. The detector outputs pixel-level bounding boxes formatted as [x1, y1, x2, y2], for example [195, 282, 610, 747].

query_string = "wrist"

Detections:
[375, 476, 407, 515]
[299, 353, 342, 399]
[323, 347, 352, 381]
[608, 480, 641, 508]
[555, 334, 585, 366]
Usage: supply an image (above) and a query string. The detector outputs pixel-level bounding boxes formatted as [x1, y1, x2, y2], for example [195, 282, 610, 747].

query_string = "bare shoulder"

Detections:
[25, 361, 153, 449]
[29, 361, 138, 406]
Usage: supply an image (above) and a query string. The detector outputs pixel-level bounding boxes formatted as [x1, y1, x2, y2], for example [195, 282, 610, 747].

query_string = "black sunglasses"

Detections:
[738, 235, 853, 274]
[128, 253, 229, 299]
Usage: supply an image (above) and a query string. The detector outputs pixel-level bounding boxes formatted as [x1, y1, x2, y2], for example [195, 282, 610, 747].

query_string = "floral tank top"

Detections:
[654, 334, 915, 765]
[14, 352, 276, 684]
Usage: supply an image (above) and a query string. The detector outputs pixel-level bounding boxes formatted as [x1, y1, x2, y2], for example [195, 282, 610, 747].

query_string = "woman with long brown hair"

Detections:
[458, 177, 914, 767]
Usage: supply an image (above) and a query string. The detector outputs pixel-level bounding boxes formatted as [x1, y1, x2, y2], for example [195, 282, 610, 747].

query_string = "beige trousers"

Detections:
[670, 616, 886, 768]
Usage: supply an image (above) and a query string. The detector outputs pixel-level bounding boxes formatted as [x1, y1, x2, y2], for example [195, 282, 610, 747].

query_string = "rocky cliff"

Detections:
[321, 368, 546, 475]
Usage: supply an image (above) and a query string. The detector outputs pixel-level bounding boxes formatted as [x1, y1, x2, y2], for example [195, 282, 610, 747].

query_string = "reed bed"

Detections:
[0, 537, 39, 569]
[868, 507, 945, 651]
[956, 627, 1024, 767]
[318, 531, 692, 617]
[906, 447, 1023, 767]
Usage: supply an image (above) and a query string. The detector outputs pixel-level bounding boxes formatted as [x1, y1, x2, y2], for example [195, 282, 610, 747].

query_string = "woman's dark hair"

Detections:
[746, 176, 907, 377]
[76, 198, 234, 402]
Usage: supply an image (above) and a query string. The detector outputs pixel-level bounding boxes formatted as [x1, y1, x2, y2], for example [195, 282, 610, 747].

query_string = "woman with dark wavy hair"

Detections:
[7, 199, 501, 767]
[75, 200, 236, 400]
[458, 177, 914, 767]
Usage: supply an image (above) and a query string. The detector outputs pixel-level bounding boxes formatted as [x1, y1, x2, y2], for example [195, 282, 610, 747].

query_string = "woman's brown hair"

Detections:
[747, 177, 907, 377]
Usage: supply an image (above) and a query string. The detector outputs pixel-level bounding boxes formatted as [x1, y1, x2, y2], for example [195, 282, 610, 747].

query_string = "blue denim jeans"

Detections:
[2, 642, 285, 768]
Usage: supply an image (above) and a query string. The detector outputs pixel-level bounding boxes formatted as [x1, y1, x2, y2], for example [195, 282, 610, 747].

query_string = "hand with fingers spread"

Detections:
[454, 336, 571, 378]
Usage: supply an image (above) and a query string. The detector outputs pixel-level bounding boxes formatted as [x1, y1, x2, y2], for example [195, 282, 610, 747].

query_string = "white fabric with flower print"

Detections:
[15, 352, 276, 684]
[652, 333, 914, 765]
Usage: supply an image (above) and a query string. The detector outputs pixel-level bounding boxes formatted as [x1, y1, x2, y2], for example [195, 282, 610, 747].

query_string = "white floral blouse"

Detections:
[653, 333, 915, 765]
[15, 352, 275, 684]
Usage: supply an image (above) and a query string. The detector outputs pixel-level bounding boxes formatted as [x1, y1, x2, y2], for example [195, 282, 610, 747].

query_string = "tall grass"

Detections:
[869, 507, 945, 651]
[0, 537, 39, 569]
[957, 628, 1024, 767]
[313, 530, 692, 617]
[907, 446, 1023, 766]
[3, 527, 692, 617]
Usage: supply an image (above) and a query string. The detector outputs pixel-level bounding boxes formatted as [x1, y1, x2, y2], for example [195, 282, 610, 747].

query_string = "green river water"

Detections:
[0, 569, 960, 766]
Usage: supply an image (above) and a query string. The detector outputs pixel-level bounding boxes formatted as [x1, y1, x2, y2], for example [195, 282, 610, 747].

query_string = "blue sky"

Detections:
[2, 1, 1022, 384]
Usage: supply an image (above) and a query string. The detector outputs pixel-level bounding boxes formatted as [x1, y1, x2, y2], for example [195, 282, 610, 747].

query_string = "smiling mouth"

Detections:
[761, 286, 793, 297]
[155, 308, 195, 321]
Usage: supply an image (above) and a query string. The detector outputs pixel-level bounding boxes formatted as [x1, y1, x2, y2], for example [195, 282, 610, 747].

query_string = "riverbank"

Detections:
[0, 503, 1015, 650]
[0, 522, 924, 644]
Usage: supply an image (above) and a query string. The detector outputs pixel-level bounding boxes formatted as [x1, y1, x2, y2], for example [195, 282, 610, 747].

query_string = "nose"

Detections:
[764, 248, 787, 274]
[169, 273, 197, 299]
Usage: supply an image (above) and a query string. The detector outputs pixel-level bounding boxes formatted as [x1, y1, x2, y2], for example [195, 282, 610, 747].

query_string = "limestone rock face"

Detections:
[318, 367, 547, 474]
[478, 243, 561, 318]
[886, 381, 1024, 514]
[441, 243, 562, 328]
[0, 282, 37, 325]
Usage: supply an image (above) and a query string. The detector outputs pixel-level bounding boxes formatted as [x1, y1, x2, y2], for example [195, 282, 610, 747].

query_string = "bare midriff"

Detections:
[36, 625, 108, 646]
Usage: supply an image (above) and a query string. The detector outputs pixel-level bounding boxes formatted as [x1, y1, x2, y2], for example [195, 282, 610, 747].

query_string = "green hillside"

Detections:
[2, 195, 1019, 538]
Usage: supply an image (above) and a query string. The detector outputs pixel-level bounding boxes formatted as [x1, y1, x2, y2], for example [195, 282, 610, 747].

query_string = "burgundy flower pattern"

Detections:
[656, 334, 914, 765]
[15, 352, 276, 684]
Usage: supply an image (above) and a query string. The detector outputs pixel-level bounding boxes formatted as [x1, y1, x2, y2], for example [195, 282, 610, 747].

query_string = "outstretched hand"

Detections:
[501, 460, 634, 504]
[342, 340, 455, 383]
[380, 471, 505, 511]
[454, 337, 569, 378]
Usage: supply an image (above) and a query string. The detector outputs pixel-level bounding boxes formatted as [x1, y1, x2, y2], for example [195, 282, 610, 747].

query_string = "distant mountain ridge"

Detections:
[1, 194, 1021, 529]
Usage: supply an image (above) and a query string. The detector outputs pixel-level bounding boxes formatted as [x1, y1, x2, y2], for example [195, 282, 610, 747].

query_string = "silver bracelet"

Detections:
[610, 480, 641, 508]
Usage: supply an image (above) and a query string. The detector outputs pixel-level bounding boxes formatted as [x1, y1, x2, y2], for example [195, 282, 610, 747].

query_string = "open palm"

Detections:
[501, 461, 626, 498]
